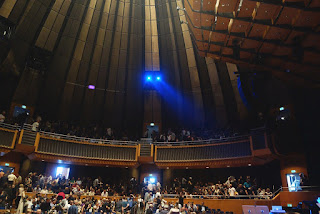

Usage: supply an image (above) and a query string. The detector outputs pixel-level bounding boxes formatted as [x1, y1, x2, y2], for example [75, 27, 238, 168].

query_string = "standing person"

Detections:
[15, 184, 25, 214]
[7, 172, 17, 185]
[137, 195, 144, 214]
[178, 192, 184, 208]
[32, 116, 41, 132]
[68, 200, 78, 214]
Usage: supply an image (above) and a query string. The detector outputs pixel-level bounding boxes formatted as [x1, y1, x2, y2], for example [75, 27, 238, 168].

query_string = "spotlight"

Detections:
[281, 117, 285, 120]
[147, 76, 152, 81]
[279, 107, 285, 111]
[156, 76, 161, 81]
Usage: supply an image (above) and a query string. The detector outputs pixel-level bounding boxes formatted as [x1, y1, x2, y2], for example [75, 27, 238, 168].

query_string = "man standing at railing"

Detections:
[0, 110, 5, 123]
[32, 116, 41, 132]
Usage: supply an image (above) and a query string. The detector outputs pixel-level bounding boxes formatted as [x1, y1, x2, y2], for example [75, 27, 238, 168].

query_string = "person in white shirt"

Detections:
[40, 186, 48, 194]
[101, 189, 108, 197]
[8, 172, 17, 184]
[32, 117, 41, 132]
[0, 111, 6, 123]
[228, 184, 236, 197]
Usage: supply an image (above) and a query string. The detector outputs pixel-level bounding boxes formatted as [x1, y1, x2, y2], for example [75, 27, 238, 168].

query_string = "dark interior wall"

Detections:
[291, 88, 320, 185]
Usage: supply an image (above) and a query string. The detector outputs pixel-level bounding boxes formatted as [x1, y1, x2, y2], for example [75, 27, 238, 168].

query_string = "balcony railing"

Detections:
[155, 140, 252, 162]
[0, 123, 18, 149]
[39, 131, 138, 146]
[36, 134, 138, 161]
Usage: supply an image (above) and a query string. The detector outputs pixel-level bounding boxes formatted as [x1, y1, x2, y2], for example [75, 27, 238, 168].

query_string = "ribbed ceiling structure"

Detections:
[0, 0, 311, 131]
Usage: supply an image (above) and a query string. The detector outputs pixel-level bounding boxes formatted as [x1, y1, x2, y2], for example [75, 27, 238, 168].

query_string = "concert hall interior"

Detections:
[0, 0, 319, 213]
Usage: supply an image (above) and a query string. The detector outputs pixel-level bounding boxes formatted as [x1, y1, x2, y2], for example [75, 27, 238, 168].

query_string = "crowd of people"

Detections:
[0, 168, 278, 213]
[0, 109, 246, 143]
[147, 127, 242, 143]
[164, 176, 273, 199]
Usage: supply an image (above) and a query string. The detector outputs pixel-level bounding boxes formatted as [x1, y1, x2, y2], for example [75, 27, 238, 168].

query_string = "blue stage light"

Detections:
[156, 76, 161, 81]
[146, 76, 152, 81]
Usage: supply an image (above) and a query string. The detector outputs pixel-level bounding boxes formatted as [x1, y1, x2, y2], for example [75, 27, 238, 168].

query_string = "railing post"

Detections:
[11, 130, 18, 148]
[18, 129, 24, 144]
[34, 132, 40, 152]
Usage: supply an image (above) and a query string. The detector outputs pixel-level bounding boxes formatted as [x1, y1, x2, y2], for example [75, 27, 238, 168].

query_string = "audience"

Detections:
[0, 109, 247, 143]
[0, 169, 281, 213]
[165, 176, 273, 199]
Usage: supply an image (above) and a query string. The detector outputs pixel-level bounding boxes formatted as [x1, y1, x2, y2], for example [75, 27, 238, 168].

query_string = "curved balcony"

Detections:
[33, 132, 139, 164]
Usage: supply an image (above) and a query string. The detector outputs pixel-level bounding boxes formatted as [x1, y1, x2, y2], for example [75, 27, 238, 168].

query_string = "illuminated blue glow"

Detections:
[149, 177, 156, 184]
[291, 170, 296, 173]
[22, 105, 26, 109]
[280, 107, 285, 111]
[317, 197, 320, 204]
[156, 76, 161, 81]
[58, 159, 63, 163]
[147, 76, 152, 81]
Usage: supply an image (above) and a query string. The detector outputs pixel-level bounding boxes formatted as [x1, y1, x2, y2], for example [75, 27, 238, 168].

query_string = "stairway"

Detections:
[140, 143, 152, 157]
[20, 124, 37, 146]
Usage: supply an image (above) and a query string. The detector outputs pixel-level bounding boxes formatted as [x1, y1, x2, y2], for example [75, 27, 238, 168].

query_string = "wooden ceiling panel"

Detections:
[185, 0, 320, 87]
[207, 52, 221, 60]
[210, 32, 227, 43]
[230, 19, 251, 34]
[264, 58, 283, 67]
[254, 3, 281, 22]
[196, 41, 208, 51]
[221, 47, 233, 55]
[264, 27, 290, 41]
[294, 11, 320, 28]
[201, 13, 214, 27]
[192, 0, 201, 11]
[193, 28, 202, 40]
[248, 24, 267, 38]
[302, 34, 320, 51]
[202, 0, 217, 11]
[303, 51, 320, 65]
[240, 51, 252, 60]
[241, 38, 262, 51]
[284, 31, 305, 45]
[203, 30, 210, 41]
[259, 43, 277, 54]
[273, 46, 292, 56]
[215, 17, 230, 31]
[209, 44, 221, 53]
[308, 0, 320, 8]
[217, 0, 239, 14]
[193, 12, 201, 27]
[237, 0, 256, 18]
[275, 7, 300, 26]
[227, 35, 239, 46]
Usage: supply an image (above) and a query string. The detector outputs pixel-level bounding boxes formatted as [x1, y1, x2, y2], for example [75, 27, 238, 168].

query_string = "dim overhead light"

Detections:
[88, 85, 95, 90]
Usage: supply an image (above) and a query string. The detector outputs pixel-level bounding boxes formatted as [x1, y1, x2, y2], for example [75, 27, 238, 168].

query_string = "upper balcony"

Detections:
[0, 123, 276, 167]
